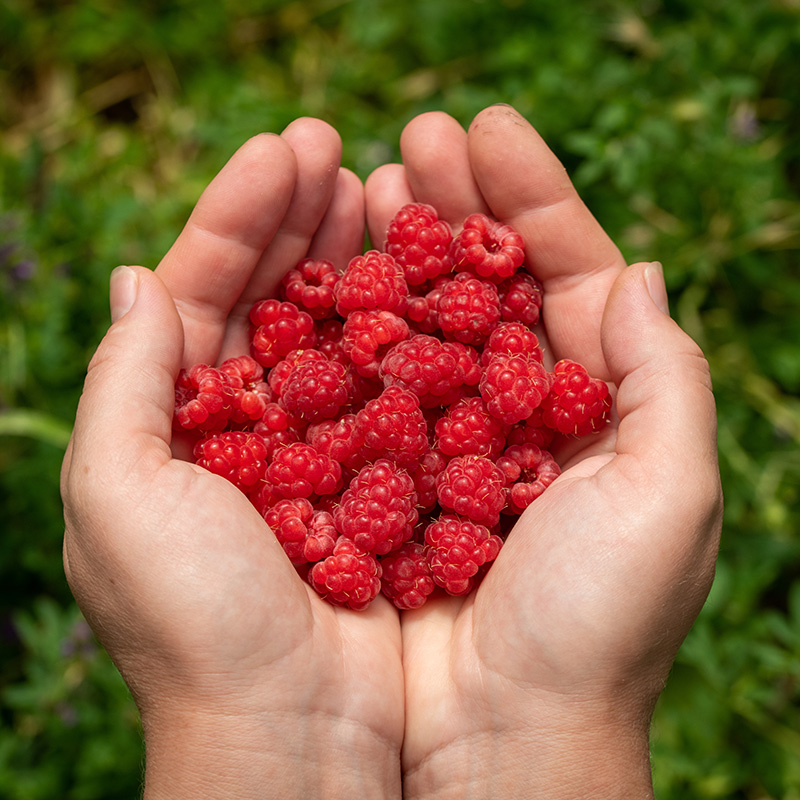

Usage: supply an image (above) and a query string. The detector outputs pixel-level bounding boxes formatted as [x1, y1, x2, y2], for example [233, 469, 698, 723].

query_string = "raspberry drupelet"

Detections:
[310, 537, 383, 611]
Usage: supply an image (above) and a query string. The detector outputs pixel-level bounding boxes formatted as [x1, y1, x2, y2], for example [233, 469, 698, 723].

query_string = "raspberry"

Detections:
[342, 310, 409, 379]
[249, 299, 315, 368]
[498, 271, 544, 327]
[436, 455, 506, 528]
[479, 352, 551, 425]
[409, 448, 447, 513]
[305, 413, 367, 475]
[334, 250, 409, 316]
[193, 430, 269, 493]
[264, 498, 337, 564]
[219, 355, 272, 425]
[481, 321, 543, 366]
[174, 364, 234, 432]
[315, 318, 348, 365]
[434, 396, 508, 459]
[450, 213, 525, 283]
[253, 402, 302, 457]
[506, 409, 556, 450]
[379, 334, 482, 409]
[540, 359, 612, 436]
[266, 442, 342, 501]
[280, 258, 339, 320]
[384, 202, 454, 287]
[310, 537, 382, 611]
[436, 274, 501, 346]
[280, 358, 350, 423]
[334, 459, 418, 555]
[379, 541, 436, 609]
[354, 386, 429, 469]
[425, 514, 503, 595]
[496, 443, 561, 514]
[267, 348, 327, 397]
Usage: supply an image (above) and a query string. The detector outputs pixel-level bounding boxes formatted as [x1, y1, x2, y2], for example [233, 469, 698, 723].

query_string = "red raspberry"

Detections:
[354, 386, 429, 469]
[334, 250, 409, 316]
[449, 213, 525, 283]
[479, 352, 551, 425]
[334, 459, 418, 555]
[342, 310, 409, 379]
[425, 514, 503, 595]
[409, 448, 447, 513]
[280, 358, 350, 423]
[266, 442, 342, 501]
[280, 258, 339, 320]
[436, 274, 501, 346]
[267, 348, 327, 397]
[253, 402, 302, 457]
[193, 430, 269, 493]
[506, 409, 555, 450]
[436, 455, 506, 528]
[249, 299, 315, 368]
[498, 271, 544, 327]
[174, 364, 234, 432]
[540, 359, 612, 436]
[315, 318, 348, 365]
[384, 203, 454, 287]
[380, 334, 482, 409]
[496, 443, 561, 514]
[310, 537, 382, 611]
[434, 396, 508, 459]
[264, 498, 337, 565]
[305, 413, 367, 475]
[219, 355, 272, 425]
[481, 322, 543, 366]
[379, 541, 436, 609]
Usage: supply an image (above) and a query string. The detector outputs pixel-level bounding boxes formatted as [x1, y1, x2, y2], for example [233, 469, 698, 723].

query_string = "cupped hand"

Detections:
[61, 119, 403, 798]
[366, 105, 723, 798]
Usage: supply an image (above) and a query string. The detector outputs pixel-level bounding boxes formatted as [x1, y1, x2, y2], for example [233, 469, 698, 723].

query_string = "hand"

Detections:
[61, 119, 404, 800]
[366, 104, 723, 799]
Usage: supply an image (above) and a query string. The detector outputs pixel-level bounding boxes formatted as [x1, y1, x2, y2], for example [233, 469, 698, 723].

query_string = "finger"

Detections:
[467, 104, 627, 376]
[156, 134, 298, 366]
[306, 168, 366, 270]
[398, 111, 488, 226]
[364, 163, 414, 249]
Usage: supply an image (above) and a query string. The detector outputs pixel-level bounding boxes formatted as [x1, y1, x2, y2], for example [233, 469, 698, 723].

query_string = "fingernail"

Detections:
[644, 261, 670, 316]
[109, 266, 138, 322]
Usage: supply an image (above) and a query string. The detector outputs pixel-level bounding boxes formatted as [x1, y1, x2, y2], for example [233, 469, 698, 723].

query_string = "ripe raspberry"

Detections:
[314, 318, 348, 365]
[219, 355, 272, 425]
[334, 250, 409, 316]
[506, 409, 555, 450]
[540, 359, 612, 436]
[174, 364, 234, 432]
[379, 541, 436, 609]
[264, 498, 337, 564]
[481, 321, 543, 366]
[409, 448, 447, 513]
[436, 274, 501, 346]
[354, 386, 429, 469]
[267, 348, 327, 397]
[496, 443, 561, 514]
[450, 213, 525, 283]
[305, 413, 367, 475]
[310, 537, 382, 611]
[379, 334, 482, 409]
[384, 203, 454, 287]
[334, 459, 418, 555]
[193, 430, 268, 493]
[479, 352, 551, 425]
[280, 258, 339, 320]
[266, 442, 342, 501]
[249, 299, 315, 368]
[280, 358, 350, 423]
[498, 271, 544, 327]
[436, 455, 506, 528]
[434, 396, 509, 459]
[253, 402, 302, 457]
[342, 310, 409, 379]
[425, 514, 503, 595]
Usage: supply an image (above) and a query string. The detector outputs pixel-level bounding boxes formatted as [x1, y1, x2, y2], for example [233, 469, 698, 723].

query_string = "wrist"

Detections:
[141, 704, 401, 800]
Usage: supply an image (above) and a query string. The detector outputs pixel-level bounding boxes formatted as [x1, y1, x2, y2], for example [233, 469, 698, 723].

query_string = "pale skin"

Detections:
[61, 104, 723, 798]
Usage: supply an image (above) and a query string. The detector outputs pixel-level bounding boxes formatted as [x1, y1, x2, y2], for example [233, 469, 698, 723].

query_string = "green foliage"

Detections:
[1, 0, 799, 795]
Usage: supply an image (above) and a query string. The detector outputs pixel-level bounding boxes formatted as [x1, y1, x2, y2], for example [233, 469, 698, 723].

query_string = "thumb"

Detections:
[601, 262, 721, 504]
[67, 266, 184, 479]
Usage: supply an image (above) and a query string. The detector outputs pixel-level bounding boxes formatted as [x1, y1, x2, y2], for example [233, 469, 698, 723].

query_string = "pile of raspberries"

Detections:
[173, 204, 611, 611]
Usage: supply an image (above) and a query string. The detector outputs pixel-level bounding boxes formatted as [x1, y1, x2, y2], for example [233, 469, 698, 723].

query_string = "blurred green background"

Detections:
[1, 0, 799, 796]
